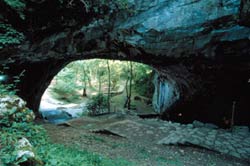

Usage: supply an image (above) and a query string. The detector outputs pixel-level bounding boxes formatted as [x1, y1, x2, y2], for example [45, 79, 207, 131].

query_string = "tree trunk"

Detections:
[124, 75, 129, 108]
[97, 64, 102, 95]
[107, 60, 111, 113]
[231, 101, 236, 131]
[128, 61, 133, 109]
[82, 65, 87, 97]
[87, 76, 92, 88]
[124, 62, 133, 109]
[82, 88, 87, 97]
[98, 75, 101, 94]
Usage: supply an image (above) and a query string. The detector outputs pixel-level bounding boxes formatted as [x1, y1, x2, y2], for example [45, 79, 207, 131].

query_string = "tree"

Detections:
[124, 61, 133, 109]
[133, 62, 154, 97]
[81, 64, 88, 97]
[106, 60, 111, 112]
[51, 66, 79, 102]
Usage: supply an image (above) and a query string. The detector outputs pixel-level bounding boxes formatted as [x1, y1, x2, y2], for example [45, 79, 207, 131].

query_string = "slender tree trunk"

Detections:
[98, 66, 102, 95]
[107, 60, 111, 113]
[231, 101, 236, 131]
[98, 75, 101, 94]
[87, 76, 92, 88]
[82, 88, 87, 97]
[128, 61, 133, 109]
[124, 62, 133, 109]
[82, 65, 87, 97]
[97, 65, 102, 112]
[124, 75, 129, 108]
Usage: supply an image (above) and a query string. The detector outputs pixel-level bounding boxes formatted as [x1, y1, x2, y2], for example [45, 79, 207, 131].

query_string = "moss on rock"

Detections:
[0, 95, 35, 126]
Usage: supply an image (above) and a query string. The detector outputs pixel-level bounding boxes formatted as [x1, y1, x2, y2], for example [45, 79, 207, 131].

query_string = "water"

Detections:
[39, 90, 86, 124]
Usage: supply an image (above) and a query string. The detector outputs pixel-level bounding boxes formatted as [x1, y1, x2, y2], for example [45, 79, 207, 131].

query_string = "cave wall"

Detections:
[4, 60, 68, 117]
[152, 61, 250, 127]
[152, 73, 180, 114]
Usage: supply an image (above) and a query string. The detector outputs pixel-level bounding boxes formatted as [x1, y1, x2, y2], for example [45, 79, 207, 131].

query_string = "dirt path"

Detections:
[42, 114, 249, 166]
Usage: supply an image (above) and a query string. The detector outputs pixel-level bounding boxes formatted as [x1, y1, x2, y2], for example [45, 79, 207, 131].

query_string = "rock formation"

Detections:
[0, 0, 249, 125]
[0, 95, 35, 125]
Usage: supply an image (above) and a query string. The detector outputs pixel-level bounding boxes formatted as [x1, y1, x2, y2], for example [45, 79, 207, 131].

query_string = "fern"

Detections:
[0, 23, 24, 49]
[3, 0, 26, 19]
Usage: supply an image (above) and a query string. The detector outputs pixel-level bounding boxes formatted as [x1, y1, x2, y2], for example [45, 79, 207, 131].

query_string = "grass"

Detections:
[36, 143, 133, 166]
[84, 135, 106, 143]
[138, 147, 151, 159]
[0, 122, 133, 166]
[156, 156, 184, 166]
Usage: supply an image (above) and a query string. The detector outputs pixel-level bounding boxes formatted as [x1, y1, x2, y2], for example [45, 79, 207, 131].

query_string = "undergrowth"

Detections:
[0, 119, 133, 166]
[0, 83, 132, 165]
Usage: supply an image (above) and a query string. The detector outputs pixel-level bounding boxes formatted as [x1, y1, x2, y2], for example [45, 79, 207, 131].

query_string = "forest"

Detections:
[48, 59, 154, 115]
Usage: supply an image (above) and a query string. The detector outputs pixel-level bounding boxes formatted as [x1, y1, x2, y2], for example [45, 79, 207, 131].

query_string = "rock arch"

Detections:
[1, 0, 250, 125]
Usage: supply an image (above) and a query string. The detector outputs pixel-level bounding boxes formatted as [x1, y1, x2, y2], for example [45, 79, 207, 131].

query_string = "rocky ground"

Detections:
[42, 113, 250, 166]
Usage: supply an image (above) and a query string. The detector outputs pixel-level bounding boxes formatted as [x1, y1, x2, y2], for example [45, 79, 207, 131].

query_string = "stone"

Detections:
[0, 95, 26, 115]
[16, 137, 35, 160]
[187, 124, 193, 128]
[233, 126, 250, 134]
[0, 95, 35, 123]
[190, 139, 201, 145]
[204, 123, 219, 129]
[204, 140, 214, 147]
[152, 73, 180, 113]
[159, 127, 167, 130]
[229, 151, 241, 158]
[193, 121, 205, 128]
[157, 122, 250, 160]
[14, 137, 43, 165]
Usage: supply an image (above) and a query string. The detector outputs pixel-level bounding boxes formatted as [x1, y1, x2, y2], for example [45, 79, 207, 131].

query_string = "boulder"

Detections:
[15, 137, 43, 166]
[0, 95, 35, 124]
[193, 120, 205, 128]
[15, 137, 35, 160]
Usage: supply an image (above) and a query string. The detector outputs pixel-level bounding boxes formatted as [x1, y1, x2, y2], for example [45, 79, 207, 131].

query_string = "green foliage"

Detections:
[0, 93, 132, 165]
[0, 0, 25, 49]
[3, 0, 26, 19]
[35, 143, 133, 166]
[87, 93, 108, 115]
[51, 66, 81, 103]
[0, 64, 25, 95]
[0, 23, 25, 49]
[114, 0, 129, 10]
[50, 59, 154, 110]
[0, 121, 47, 165]
[0, 121, 132, 166]
[0, 83, 16, 96]
[133, 63, 154, 97]
[0, 74, 24, 99]
[58, 0, 130, 15]
[0, 108, 35, 127]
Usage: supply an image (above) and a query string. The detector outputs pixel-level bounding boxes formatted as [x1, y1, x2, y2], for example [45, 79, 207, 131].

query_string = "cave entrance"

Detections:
[39, 59, 156, 123]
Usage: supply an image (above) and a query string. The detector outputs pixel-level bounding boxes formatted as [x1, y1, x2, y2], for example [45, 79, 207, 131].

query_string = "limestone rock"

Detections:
[193, 120, 205, 128]
[158, 122, 250, 160]
[0, 95, 26, 115]
[15, 137, 43, 165]
[16, 137, 35, 160]
[0, 95, 35, 124]
[152, 73, 180, 113]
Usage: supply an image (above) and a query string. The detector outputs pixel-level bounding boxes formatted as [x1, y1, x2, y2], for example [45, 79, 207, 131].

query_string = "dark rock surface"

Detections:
[0, 0, 250, 125]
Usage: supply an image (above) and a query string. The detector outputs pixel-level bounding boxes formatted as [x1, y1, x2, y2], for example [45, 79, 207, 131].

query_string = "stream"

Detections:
[39, 90, 86, 124]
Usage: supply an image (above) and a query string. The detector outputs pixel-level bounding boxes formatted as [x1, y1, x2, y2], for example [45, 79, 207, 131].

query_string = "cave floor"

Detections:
[41, 114, 250, 166]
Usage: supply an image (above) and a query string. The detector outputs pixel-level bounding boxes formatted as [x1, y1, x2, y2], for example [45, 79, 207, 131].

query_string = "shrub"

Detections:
[86, 93, 108, 115]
